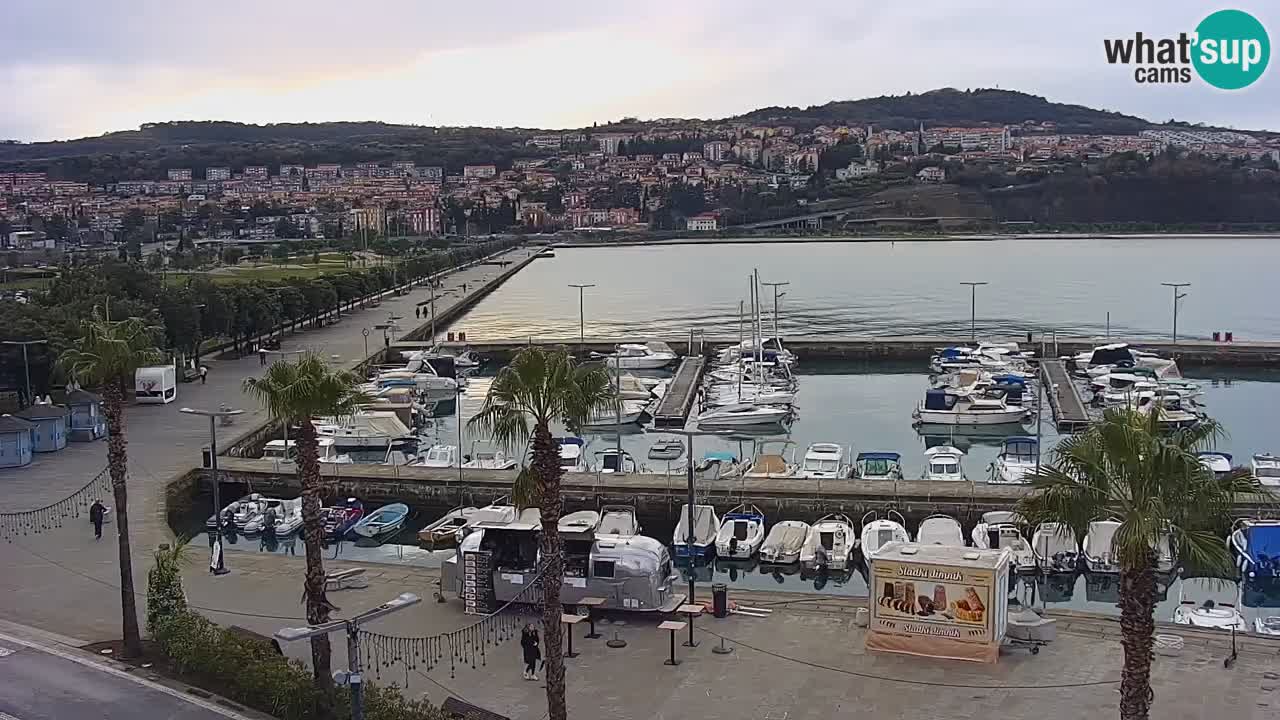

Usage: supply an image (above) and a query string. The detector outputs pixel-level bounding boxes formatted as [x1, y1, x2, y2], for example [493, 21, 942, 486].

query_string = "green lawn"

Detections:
[165, 263, 347, 286]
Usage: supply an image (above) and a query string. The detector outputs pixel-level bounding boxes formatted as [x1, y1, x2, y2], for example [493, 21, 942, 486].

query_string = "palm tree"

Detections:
[1017, 408, 1267, 720]
[60, 307, 165, 658]
[243, 353, 368, 696]
[468, 347, 614, 720]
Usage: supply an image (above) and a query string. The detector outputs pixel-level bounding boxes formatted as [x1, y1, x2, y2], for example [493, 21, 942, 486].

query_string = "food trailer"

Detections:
[867, 542, 1011, 663]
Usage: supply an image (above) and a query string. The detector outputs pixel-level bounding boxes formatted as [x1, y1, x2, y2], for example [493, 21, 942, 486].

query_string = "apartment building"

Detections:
[463, 164, 497, 179]
[205, 167, 231, 181]
[166, 168, 193, 182]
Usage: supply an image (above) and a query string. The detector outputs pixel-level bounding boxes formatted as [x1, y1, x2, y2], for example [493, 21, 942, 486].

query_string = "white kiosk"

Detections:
[867, 542, 1011, 663]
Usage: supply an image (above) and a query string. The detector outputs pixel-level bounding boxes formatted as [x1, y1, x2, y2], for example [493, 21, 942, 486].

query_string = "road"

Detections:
[0, 631, 253, 720]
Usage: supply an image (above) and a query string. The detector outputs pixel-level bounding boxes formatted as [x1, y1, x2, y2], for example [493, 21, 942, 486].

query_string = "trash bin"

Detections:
[1212, 331, 1221, 342]
[201, 446, 212, 468]
[1225, 331, 1234, 343]
[712, 583, 728, 618]
[458, 332, 467, 342]
[447, 332, 455, 342]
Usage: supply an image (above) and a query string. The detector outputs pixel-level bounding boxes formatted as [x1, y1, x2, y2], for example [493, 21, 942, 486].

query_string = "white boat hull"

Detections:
[915, 408, 1030, 425]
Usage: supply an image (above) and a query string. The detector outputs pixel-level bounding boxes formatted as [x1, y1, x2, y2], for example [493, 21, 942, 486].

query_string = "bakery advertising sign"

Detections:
[870, 560, 995, 643]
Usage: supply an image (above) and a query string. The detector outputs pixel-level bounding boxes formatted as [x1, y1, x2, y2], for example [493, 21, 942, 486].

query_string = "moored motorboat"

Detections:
[1082, 520, 1122, 573]
[584, 399, 648, 427]
[352, 503, 410, 539]
[852, 452, 903, 481]
[594, 448, 637, 474]
[322, 498, 364, 540]
[417, 506, 479, 547]
[1251, 453, 1280, 486]
[914, 514, 965, 547]
[800, 514, 857, 571]
[922, 446, 966, 482]
[208, 493, 267, 531]
[743, 441, 798, 479]
[556, 437, 590, 473]
[759, 520, 809, 564]
[715, 504, 766, 559]
[461, 443, 517, 470]
[1229, 518, 1280, 579]
[859, 510, 909, 557]
[647, 436, 686, 461]
[601, 342, 679, 369]
[989, 437, 1038, 484]
[798, 442, 849, 480]
[695, 402, 790, 427]
[415, 444, 459, 468]
[597, 505, 641, 538]
[1197, 452, 1233, 479]
[971, 511, 1035, 572]
[1256, 616, 1280, 636]
[243, 497, 303, 535]
[1172, 577, 1245, 631]
[673, 504, 719, 559]
[1031, 522, 1080, 574]
[913, 388, 1031, 426]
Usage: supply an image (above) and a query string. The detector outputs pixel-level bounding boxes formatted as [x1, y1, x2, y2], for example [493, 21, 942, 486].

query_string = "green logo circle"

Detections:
[1193, 9, 1270, 90]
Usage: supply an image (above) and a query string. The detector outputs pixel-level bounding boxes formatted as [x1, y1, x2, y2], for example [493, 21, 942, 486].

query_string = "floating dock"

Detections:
[1041, 360, 1091, 432]
[651, 357, 706, 428]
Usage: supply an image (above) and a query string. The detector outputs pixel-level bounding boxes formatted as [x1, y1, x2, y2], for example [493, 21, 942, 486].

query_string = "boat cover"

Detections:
[857, 452, 901, 461]
[923, 389, 951, 410]
[751, 455, 788, 475]
[1244, 525, 1280, 575]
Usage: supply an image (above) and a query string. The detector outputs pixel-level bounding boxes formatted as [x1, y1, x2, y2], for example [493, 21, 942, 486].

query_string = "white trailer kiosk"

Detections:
[867, 542, 1011, 663]
[135, 365, 177, 404]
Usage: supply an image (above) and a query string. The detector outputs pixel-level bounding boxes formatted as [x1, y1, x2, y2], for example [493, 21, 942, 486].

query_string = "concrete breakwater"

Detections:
[392, 335, 1280, 367]
[171, 459, 1276, 534]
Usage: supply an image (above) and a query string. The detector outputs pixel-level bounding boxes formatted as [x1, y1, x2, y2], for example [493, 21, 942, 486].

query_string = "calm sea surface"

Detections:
[449, 237, 1280, 340]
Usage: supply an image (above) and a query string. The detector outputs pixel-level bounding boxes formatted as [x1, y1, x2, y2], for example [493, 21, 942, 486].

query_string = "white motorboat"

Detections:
[208, 493, 267, 530]
[261, 437, 352, 465]
[647, 436, 685, 461]
[1082, 520, 1122, 573]
[989, 436, 1038, 484]
[971, 511, 1035, 572]
[413, 345, 484, 370]
[759, 520, 810, 564]
[1256, 616, 1280, 636]
[1032, 522, 1080, 573]
[715, 504, 766, 559]
[556, 437, 590, 473]
[461, 444, 517, 470]
[716, 337, 797, 366]
[1197, 452, 1233, 479]
[914, 514, 965, 547]
[415, 444, 459, 468]
[1073, 343, 1180, 380]
[1172, 577, 1245, 631]
[417, 506, 479, 547]
[798, 443, 849, 480]
[594, 448, 637, 474]
[707, 361, 795, 388]
[859, 510, 909, 557]
[454, 499, 520, 543]
[704, 381, 797, 407]
[611, 373, 656, 401]
[696, 402, 790, 427]
[597, 505, 641, 538]
[351, 503, 410, 539]
[242, 497, 303, 535]
[673, 504, 719, 559]
[922, 446, 966, 482]
[584, 399, 648, 427]
[313, 410, 410, 449]
[852, 452, 903, 481]
[743, 441, 798, 479]
[800, 514, 857, 571]
[558, 509, 602, 538]
[374, 367, 458, 393]
[1251, 453, 1280, 487]
[603, 342, 678, 370]
[914, 388, 1031, 426]
[1229, 518, 1280, 580]
[929, 346, 1018, 374]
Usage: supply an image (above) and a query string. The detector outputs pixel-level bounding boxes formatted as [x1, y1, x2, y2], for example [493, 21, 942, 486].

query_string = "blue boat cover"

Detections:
[1004, 437, 1038, 456]
[724, 511, 764, 522]
[857, 452, 901, 461]
[924, 389, 950, 410]
[939, 347, 966, 358]
[1245, 525, 1280, 574]
[556, 437, 585, 447]
[703, 451, 737, 462]
[992, 374, 1026, 385]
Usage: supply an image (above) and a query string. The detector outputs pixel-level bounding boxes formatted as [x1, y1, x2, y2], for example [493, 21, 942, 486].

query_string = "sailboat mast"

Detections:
[737, 300, 745, 400]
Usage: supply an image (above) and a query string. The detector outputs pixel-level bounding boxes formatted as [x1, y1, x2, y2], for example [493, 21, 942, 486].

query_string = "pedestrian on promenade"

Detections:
[89, 499, 106, 540]
[258, 347, 268, 366]
[415, 306, 420, 319]
[462, 282, 468, 293]
[520, 624, 541, 681]
[199, 366, 208, 384]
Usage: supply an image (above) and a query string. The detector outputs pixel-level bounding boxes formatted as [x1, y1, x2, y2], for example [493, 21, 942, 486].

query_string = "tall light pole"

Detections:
[761, 281, 789, 342]
[568, 283, 595, 354]
[662, 427, 733, 604]
[1161, 282, 1190, 343]
[960, 282, 988, 342]
[3, 339, 47, 407]
[275, 593, 422, 720]
[181, 406, 243, 575]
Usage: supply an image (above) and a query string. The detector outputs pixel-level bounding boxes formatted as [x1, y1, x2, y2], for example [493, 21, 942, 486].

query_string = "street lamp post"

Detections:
[960, 282, 988, 342]
[1161, 282, 1190, 343]
[274, 593, 422, 720]
[181, 406, 243, 575]
[361, 327, 370, 358]
[662, 428, 733, 605]
[2, 339, 47, 407]
[760, 281, 789, 342]
[568, 283, 595, 354]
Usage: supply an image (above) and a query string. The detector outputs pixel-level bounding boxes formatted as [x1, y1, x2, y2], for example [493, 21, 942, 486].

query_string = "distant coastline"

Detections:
[548, 229, 1280, 248]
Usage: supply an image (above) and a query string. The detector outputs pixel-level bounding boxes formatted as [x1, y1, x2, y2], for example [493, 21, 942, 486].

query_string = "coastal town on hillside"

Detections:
[3, 121, 1279, 251]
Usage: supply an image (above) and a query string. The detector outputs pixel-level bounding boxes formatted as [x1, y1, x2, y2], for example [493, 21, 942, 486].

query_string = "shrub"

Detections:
[152, 611, 448, 720]
[146, 540, 191, 635]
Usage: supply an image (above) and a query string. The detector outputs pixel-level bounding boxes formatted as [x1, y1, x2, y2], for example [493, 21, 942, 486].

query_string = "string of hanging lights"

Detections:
[0, 466, 112, 541]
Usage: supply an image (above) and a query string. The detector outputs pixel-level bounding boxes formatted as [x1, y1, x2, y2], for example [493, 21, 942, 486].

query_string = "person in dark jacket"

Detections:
[520, 623, 541, 681]
[89, 499, 107, 539]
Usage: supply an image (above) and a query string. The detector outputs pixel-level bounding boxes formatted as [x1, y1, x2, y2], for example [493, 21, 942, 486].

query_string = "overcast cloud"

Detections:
[3, 0, 1276, 140]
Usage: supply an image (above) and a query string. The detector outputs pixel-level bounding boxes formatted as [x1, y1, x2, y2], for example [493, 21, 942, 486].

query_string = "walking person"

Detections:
[89, 499, 106, 540]
[258, 346, 268, 366]
[199, 365, 208, 384]
[520, 623, 541, 681]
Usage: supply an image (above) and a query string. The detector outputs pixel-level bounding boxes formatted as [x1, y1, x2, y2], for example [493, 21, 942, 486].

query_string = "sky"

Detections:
[3, 1, 1277, 141]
